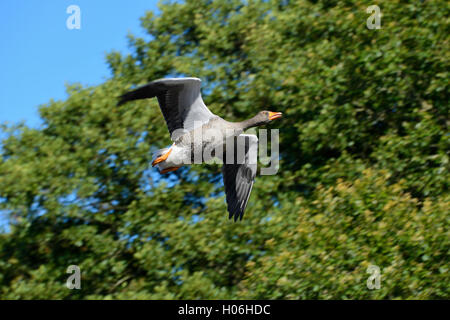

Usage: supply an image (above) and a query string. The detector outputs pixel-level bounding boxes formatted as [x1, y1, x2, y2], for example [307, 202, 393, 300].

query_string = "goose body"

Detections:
[118, 77, 282, 220]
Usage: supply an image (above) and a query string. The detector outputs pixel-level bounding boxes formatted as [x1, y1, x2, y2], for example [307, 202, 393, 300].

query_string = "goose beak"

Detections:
[268, 112, 283, 121]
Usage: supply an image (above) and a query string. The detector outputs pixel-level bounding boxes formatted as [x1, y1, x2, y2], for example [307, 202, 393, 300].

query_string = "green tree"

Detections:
[0, 0, 448, 299]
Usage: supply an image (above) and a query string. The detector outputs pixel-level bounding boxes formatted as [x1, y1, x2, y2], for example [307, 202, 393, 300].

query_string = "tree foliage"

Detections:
[0, 0, 448, 299]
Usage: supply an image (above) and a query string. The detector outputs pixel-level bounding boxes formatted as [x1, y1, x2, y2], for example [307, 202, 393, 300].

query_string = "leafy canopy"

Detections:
[0, 0, 448, 299]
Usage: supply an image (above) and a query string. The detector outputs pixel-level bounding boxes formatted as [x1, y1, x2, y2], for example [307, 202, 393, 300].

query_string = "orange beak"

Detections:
[268, 111, 283, 121]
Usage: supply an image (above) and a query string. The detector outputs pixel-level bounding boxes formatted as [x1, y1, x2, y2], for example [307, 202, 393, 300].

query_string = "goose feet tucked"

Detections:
[152, 148, 172, 166]
[160, 166, 181, 174]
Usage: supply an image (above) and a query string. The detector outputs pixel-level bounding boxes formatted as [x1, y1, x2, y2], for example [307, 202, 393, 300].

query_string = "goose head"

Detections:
[241, 110, 282, 129]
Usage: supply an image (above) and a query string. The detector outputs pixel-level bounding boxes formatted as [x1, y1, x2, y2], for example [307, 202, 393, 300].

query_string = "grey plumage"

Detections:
[118, 78, 215, 137]
[222, 134, 258, 221]
[118, 77, 281, 221]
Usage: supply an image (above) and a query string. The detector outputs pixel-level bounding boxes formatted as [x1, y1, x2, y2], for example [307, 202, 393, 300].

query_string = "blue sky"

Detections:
[0, 1, 161, 231]
[0, 0, 159, 128]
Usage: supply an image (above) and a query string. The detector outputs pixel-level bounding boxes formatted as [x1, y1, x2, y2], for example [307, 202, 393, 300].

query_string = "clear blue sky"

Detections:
[0, 0, 159, 128]
[0, 1, 160, 231]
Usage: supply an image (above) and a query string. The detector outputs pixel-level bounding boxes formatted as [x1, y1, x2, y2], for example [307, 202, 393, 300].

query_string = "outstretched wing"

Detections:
[222, 134, 258, 221]
[118, 77, 216, 139]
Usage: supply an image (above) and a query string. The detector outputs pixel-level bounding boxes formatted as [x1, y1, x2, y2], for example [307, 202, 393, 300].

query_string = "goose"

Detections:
[118, 77, 282, 221]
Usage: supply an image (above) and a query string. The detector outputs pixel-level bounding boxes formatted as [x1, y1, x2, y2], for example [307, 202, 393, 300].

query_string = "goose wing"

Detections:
[118, 77, 216, 139]
[222, 134, 258, 221]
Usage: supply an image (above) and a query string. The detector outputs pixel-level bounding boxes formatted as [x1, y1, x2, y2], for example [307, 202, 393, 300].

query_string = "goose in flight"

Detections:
[118, 77, 282, 221]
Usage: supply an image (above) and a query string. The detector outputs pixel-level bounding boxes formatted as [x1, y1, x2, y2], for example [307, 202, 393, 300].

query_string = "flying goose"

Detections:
[118, 77, 282, 221]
